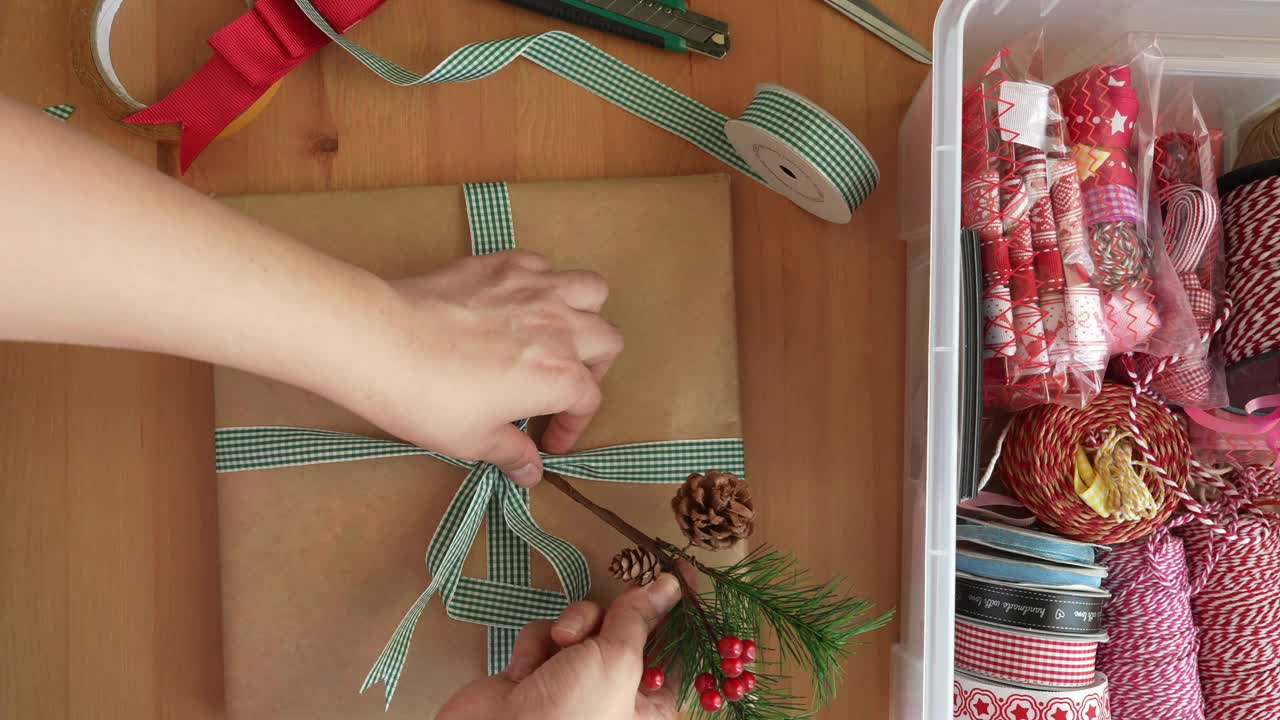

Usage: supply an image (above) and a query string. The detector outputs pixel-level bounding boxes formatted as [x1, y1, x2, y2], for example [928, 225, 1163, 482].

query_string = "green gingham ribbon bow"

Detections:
[215, 183, 745, 708]
[289, 0, 878, 223]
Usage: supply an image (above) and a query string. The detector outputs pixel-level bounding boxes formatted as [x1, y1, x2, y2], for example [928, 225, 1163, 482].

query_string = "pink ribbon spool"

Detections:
[1185, 395, 1280, 473]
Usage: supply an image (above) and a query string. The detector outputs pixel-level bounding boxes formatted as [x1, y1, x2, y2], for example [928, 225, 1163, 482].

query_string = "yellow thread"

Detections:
[1073, 429, 1159, 521]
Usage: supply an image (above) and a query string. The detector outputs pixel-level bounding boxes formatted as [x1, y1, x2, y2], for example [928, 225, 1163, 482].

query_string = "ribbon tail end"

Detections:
[357, 673, 397, 712]
[359, 584, 437, 710]
[122, 106, 205, 175]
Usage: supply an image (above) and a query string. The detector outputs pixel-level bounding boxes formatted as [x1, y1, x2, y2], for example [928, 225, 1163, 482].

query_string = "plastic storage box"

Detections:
[894, 2, 1280, 718]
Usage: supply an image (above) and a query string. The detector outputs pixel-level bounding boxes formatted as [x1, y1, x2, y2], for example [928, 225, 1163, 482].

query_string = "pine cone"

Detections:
[610, 547, 661, 586]
[671, 471, 755, 550]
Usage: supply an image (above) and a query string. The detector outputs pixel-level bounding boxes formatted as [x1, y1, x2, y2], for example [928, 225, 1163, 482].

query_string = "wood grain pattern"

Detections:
[0, 0, 936, 717]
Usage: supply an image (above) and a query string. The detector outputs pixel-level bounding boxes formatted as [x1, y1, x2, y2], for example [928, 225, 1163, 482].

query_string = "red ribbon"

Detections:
[126, 0, 384, 172]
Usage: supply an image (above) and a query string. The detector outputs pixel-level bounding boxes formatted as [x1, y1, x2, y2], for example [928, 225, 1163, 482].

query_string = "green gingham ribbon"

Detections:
[43, 104, 75, 122]
[215, 183, 745, 708]
[289, 0, 878, 223]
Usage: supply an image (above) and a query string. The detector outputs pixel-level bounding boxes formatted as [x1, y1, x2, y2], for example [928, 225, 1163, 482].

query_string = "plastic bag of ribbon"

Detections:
[1130, 86, 1229, 408]
[961, 35, 1107, 411]
[1055, 38, 1205, 367]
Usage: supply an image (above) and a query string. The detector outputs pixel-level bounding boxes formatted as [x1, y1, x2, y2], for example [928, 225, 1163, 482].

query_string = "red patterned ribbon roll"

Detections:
[955, 619, 1101, 689]
[1049, 159, 1109, 371]
[1057, 65, 1157, 353]
[1020, 147, 1069, 370]
[1021, 151, 1067, 294]
[1134, 181, 1222, 404]
[1057, 66, 1138, 151]
[1162, 184, 1218, 327]
[1155, 130, 1225, 202]
[965, 170, 1019, 359]
[1050, 160, 1093, 286]
[1003, 174, 1051, 373]
[955, 670, 1112, 720]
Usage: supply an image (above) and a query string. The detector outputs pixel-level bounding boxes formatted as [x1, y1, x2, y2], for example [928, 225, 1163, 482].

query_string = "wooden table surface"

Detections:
[0, 1, 936, 717]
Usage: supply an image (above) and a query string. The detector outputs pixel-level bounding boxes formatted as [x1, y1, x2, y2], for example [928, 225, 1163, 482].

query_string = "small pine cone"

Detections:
[610, 547, 661, 586]
[671, 471, 755, 550]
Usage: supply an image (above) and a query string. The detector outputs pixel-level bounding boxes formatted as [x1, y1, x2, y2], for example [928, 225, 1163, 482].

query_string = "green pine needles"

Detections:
[543, 473, 895, 719]
[649, 546, 894, 719]
[708, 547, 895, 706]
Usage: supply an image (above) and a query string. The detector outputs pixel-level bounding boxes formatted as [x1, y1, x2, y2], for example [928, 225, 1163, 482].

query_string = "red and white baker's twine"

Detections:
[1221, 174, 1280, 366]
[1181, 513, 1280, 720]
[1099, 533, 1204, 720]
[1099, 464, 1279, 720]
[1120, 353, 1230, 536]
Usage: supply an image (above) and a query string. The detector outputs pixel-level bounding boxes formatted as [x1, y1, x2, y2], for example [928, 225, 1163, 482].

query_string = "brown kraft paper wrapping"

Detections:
[214, 173, 743, 719]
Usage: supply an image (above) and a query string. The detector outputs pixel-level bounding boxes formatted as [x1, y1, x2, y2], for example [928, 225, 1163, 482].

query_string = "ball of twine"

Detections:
[1236, 106, 1280, 169]
[1000, 382, 1188, 543]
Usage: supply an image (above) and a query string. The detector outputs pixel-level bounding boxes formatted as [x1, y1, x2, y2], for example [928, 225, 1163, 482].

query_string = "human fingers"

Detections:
[551, 269, 609, 312]
[503, 620, 559, 683]
[673, 559, 699, 588]
[478, 424, 544, 488]
[436, 676, 512, 720]
[570, 311, 624, 368]
[540, 374, 603, 456]
[636, 683, 680, 720]
[598, 573, 682, 663]
[551, 601, 605, 647]
[495, 249, 553, 273]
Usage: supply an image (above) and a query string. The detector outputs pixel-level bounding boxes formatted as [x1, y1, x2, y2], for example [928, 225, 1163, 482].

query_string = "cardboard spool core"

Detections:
[71, 0, 280, 142]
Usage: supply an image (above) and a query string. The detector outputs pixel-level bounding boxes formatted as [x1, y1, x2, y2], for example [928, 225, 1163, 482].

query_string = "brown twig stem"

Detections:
[542, 472, 664, 558]
[542, 472, 721, 638]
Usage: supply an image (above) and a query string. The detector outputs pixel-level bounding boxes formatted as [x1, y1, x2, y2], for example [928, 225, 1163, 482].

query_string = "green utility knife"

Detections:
[499, 0, 731, 58]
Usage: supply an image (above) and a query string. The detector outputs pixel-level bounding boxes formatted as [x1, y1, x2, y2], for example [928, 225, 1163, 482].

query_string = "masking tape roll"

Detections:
[71, 0, 279, 142]
[955, 670, 1111, 720]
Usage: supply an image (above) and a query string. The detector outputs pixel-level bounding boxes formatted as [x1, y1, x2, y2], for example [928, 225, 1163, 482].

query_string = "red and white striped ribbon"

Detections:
[955, 619, 1100, 689]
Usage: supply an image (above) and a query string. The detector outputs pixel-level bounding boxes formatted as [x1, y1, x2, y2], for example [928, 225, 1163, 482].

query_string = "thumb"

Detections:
[480, 424, 543, 487]
[598, 573, 682, 663]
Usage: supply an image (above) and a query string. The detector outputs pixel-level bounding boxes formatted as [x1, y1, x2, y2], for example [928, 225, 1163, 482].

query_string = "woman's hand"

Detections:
[324, 250, 623, 487]
[437, 573, 682, 720]
[1, 100, 621, 485]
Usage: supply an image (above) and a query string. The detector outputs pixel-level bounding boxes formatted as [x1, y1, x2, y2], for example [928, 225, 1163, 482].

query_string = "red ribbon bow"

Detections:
[127, 0, 384, 172]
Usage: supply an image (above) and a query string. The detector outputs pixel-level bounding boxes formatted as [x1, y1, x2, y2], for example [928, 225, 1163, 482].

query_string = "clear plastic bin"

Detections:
[894, 2, 1280, 718]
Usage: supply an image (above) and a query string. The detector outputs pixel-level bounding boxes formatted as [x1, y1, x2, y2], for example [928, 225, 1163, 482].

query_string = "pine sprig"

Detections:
[646, 594, 812, 720]
[705, 546, 896, 706]
[542, 473, 894, 718]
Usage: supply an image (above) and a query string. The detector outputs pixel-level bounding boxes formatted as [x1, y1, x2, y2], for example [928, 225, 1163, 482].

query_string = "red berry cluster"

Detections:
[638, 635, 758, 713]
[695, 635, 758, 713]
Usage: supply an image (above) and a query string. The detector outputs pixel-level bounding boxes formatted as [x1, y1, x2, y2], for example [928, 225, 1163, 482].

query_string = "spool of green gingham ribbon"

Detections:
[216, 183, 746, 708]
[290, 0, 878, 223]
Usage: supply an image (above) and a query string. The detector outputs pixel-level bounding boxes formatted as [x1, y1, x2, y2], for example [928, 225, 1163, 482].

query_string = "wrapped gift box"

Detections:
[214, 174, 745, 718]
